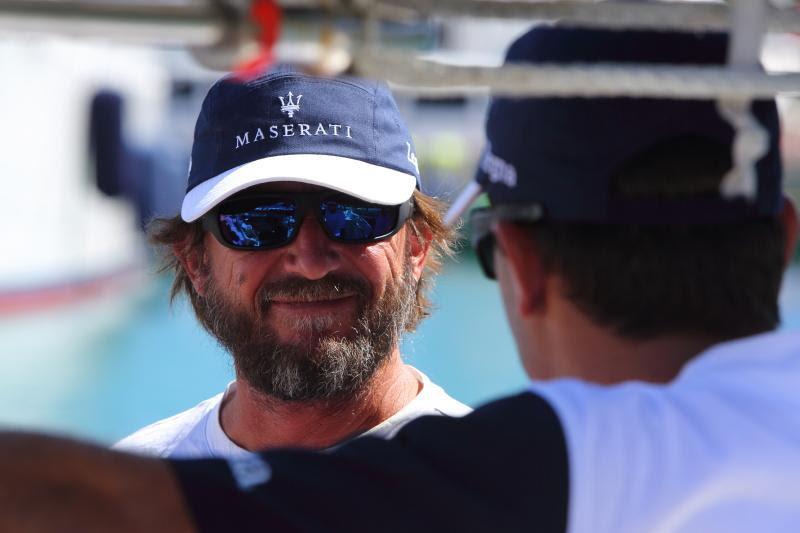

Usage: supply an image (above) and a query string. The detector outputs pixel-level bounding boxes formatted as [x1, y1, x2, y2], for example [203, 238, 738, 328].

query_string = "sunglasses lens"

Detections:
[218, 201, 297, 248]
[476, 234, 497, 280]
[321, 199, 398, 242]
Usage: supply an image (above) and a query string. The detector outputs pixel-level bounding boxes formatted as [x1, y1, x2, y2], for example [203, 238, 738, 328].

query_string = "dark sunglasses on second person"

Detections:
[202, 191, 414, 250]
[470, 204, 545, 280]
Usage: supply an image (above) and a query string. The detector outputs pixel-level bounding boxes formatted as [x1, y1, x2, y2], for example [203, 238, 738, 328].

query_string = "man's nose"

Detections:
[282, 216, 341, 280]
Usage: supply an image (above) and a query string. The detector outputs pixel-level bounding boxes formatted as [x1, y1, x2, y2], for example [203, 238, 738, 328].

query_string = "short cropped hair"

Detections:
[524, 137, 785, 340]
[148, 190, 454, 332]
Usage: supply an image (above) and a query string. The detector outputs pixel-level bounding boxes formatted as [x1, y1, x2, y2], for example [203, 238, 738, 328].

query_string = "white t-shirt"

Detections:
[115, 366, 470, 459]
[529, 330, 800, 533]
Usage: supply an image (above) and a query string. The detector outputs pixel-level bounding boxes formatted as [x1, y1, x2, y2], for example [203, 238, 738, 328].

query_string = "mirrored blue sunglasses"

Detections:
[202, 192, 414, 250]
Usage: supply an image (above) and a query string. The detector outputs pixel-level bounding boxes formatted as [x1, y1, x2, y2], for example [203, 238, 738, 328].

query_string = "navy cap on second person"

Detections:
[474, 27, 782, 224]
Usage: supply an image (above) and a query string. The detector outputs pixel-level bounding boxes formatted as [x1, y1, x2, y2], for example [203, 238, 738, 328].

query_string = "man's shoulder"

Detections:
[526, 330, 800, 532]
[530, 330, 800, 414]
[413, 368, 472, 417]
[353, 367, 471, 441]
[385, 391, 561, 456]
[172, 391, 570, 533]
[113, 392, 224, 458]
[683, 329, 800, 376]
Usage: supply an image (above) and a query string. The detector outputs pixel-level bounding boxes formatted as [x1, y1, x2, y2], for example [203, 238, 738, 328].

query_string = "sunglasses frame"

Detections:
[202, 191, 414, 251]
[470, 204, 545, 280]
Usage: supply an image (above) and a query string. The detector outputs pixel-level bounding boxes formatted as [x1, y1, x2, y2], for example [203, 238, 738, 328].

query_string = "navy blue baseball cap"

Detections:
[181, 70, 420, 222]
[474, 27, 782, 223]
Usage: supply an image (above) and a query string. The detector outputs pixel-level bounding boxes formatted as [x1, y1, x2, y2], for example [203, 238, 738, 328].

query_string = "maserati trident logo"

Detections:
[278, 91, 302, 118]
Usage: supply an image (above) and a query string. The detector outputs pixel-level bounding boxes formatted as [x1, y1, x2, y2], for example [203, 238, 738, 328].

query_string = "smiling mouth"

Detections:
[269, 292, 356, 305]
[257, 275, 369, 316]
[268, 294, 359, 315]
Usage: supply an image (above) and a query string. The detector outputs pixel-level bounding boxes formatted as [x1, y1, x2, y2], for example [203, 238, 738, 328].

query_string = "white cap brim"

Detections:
[181, 154, 418, 222]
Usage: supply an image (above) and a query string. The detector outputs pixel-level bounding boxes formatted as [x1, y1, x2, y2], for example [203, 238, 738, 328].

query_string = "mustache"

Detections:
[256, 274, 372, 310]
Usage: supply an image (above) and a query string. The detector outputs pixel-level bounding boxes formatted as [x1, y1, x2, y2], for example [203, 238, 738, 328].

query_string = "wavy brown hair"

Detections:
[148, 190, 455, 332]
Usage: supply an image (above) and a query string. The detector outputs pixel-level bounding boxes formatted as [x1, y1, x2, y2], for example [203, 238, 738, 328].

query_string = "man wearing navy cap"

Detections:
[2, 27, 800, 533]
[113, 71, 469, 459]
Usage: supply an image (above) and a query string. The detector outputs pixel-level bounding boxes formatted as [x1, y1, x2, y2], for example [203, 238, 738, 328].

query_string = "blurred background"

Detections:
[2, 2, 800, 444]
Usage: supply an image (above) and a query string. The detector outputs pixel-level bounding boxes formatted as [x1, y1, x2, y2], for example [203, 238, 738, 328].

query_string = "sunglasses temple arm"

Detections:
[444, 181, 483, 227]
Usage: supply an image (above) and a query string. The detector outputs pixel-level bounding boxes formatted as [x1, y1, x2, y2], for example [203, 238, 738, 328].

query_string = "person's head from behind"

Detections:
[151, 70, 453, 403]
[469, 27, 797, 382]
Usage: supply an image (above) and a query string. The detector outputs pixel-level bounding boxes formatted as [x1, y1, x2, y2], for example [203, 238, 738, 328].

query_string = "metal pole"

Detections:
[0, 1, 224, 46]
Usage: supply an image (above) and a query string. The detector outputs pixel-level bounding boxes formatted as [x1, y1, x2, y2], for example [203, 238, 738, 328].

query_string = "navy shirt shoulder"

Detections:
[171, 392, 568, 533]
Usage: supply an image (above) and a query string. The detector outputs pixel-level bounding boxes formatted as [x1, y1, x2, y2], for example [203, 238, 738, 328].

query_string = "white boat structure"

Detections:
[0, 35, 171, 314]
[2, 0, 800, 314]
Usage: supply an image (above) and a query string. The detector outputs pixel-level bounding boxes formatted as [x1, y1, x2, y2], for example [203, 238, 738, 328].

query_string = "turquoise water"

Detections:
[1, 256, 798, 444]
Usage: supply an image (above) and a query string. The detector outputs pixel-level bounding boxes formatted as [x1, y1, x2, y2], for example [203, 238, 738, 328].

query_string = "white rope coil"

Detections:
[717, 99, 769, 201]
[716, 0, 769, 203]
[356, 48, 800, 99]
[373, 0, 800, 34]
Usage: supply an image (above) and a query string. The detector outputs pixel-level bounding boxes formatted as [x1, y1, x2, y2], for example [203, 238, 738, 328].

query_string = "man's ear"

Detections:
[173, 240, 210, 297]
[494, 221, 547, 317]
[406, 223, 432, 282]
[780, 195, 799, 268]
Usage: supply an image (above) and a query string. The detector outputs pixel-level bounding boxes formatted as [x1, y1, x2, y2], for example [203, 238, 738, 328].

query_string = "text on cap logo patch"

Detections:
[480, 144, 517, 188]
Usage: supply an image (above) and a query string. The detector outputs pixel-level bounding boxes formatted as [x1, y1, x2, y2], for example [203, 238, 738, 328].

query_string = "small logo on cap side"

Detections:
[279, 91, 302, 118]
[480, 143, 517, 188]
[406, 142, 419, 174]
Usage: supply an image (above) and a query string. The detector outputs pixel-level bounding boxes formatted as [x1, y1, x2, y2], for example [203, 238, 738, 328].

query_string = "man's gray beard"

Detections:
[195, 262, 416, 403]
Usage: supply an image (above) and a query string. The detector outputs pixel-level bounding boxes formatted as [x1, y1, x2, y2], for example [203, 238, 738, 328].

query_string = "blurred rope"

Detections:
[371, 0, 800, 33]
[357, 47, 800, 99]
[0, 1, 222, 46]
